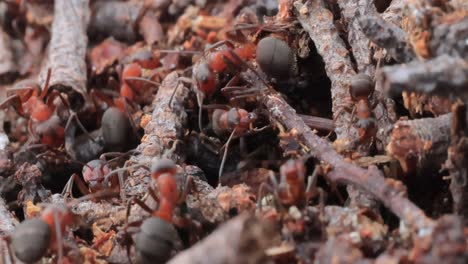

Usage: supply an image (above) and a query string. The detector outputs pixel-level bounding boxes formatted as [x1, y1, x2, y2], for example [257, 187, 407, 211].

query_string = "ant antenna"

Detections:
[218, 127, 237, 186]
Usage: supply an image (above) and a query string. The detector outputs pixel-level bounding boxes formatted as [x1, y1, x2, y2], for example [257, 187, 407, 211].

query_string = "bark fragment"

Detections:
[387, 114, 451, 175]
[0, 27, 17, 84]
[38, 0, 90, 104]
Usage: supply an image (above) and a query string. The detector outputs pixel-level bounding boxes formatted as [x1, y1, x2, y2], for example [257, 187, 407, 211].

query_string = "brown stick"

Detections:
[0, 27, 17, 84]
[356, 10, 414, 63]
[38, 0, 90, 102]
[387, 114, 451, 175]
[336, 0, 376, 76]
[380, 55, 468, 100]
[381, 0, 405, 26]
[261, 86, 434, 233]
[167, 214, 276, 264]
[294, 0, 357, 143]
[445, 103, 468, 225]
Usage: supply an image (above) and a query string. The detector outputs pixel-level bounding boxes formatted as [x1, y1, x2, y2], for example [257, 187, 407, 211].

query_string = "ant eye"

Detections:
[350, 74, 374, 99]
[256, 37, 293, 78]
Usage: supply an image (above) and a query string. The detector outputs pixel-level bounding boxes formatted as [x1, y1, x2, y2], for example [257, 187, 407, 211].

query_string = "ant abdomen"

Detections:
[135, 217, 179, 264]
[11, 218, 51, 263]
[101, 107, 132, 152]
[256, 37, 293, 79]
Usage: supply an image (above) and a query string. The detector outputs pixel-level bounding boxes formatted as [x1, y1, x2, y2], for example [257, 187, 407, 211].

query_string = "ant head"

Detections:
[350, 74, 374, 100]
[83, 159, 111, 188]
[280, 159, 305, 181]
[11, 218, 51, 263]
[101, 107, 132, 152]
[256, 36, 293, 79]
[151, 159, 177, 179]
[135, 217, 179, 263]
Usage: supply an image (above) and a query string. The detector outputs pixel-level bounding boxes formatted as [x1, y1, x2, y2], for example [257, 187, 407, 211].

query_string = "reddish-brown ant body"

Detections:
[124, 159, 194, 263]
[258, 159, 321, 210]
[0, 70, 65, 147]
[348, 74, 378, 142]
[211, 107, 259, 184]
[7, 191, 115, 263]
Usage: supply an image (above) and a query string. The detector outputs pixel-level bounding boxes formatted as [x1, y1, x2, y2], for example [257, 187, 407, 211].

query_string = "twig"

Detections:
[336, 0, 376, 75]
[380, 55, 468, 99]
[261, 86, 434, 233]
[0, 27, 17, 84]
[294, 0, 357, 143]
[387, 114, 451, 175]
[357, 10, 414, 63]
[38, 0, 90, 103]
[167, 214, 276, 264]
[445, 103, 468, 225]
[381, 0, 405, 26]
[126, 72, 189, 190]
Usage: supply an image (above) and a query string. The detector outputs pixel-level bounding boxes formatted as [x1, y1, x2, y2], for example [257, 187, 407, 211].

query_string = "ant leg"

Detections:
[103, 164, 148, 186]
[124, 76, 160, 87]
[257, 182, 274, 211]
[68, 112, 96, 143]
[196, 92, 205, 133]
[53, 210, 64, 264]
[147, 186, 160, 204]
[39, 68, 52, 99]
[62, 174, 90, 198]
[117, 170, 126, 201]
[218, 128, 237, 186]
[178, 175, 194, 204]
[304, 167, 321, 205]
[0, 95, 27, 117]
[126, 197, 153, 222]
[123, 98, 141, 139]
[1, 237, 15, 264]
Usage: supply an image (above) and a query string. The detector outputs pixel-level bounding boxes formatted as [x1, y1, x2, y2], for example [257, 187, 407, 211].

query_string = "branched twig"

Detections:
[261, 86, 434, 233]
[294, 0, 357, 143]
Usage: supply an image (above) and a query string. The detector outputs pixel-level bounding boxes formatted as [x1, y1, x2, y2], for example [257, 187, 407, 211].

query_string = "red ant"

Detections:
[0, 69, 92, 148]
[210, 107, 261, 184]
[340, 74, 378, 143]
[5, 190, 116, 263]
[122, 159, 194, 263]
[62, 151, 137, 199]
[258, 159, 323, 210]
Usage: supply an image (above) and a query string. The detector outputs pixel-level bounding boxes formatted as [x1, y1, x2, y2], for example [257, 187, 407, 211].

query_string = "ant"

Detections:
[123, 159, 194, 263]
[0, 69, 92, 148]
[4, 190, 116, 264]
[62, 151, 137, 199]
[211, 107, 263, 185]
[258, 159, 323, 210]
[346, 74, 378, 143]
